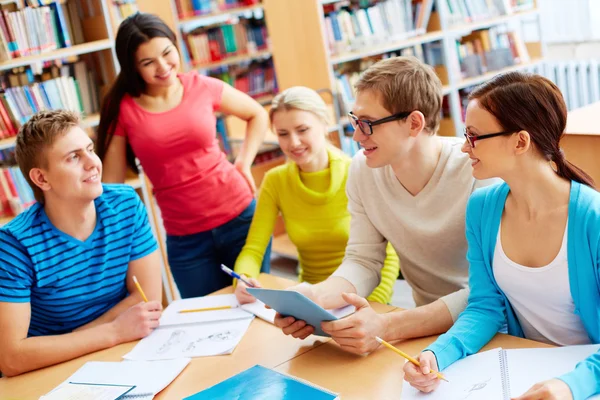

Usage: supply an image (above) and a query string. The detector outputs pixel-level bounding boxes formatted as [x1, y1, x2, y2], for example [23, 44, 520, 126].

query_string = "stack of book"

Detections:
[111, 0, 139, 26]
[456, 26, 530, 79]
[0, 1, 85, 62]
[0, 164, 35, 219]
[175, 0, 260, 19]
[322, 0, 434, 56]
[0, 61, 100, 141]
[209, 58, 276, 99]
[184, 17, 268, 66]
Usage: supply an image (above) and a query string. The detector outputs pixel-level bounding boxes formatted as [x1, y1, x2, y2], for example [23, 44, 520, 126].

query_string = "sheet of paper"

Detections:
[329, 304, 356, 319]
[62, 358, 191, 398]
[401, 349, 505, 400]
[124, 318, 254, 361]
[40, 382, 134, 400]
[506, 344, 600, 399]
[241, 300, 277, 324]
[160, 294, 253, 327]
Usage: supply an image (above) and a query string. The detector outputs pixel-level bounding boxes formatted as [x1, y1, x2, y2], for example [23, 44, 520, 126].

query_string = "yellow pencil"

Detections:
[375, 337, 449, 382]
[178, 305, 236, 314]
[132, 275, 149, 303]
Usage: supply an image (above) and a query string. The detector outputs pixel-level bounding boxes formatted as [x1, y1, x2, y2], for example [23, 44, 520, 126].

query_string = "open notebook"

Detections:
[42, 358, 191, 399]
[402, 344, 600, 400]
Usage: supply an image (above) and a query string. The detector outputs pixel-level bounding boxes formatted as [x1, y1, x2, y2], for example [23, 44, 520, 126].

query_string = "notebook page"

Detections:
[241, 300, 277, 324]
[160, 294, 253, 327]
[505, 344, 600, 398]
[65, 358, 191, 397]
[402, 348, 505, 400]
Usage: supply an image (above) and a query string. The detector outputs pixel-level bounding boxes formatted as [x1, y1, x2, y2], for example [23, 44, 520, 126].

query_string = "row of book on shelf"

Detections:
[0, 0, 84, 62]
[445, 0, 535, 26]
[0, 60, 100, 140]
[0, 159, 34, 219]
[183, 17, 269, 66]
[209, 58, 276, 99]
[175, 0, 260, 19]
[323, 0, 435, 57]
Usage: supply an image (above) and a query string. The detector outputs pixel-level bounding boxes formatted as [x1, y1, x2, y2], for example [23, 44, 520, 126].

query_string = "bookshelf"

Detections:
[261, 0, 543, 141]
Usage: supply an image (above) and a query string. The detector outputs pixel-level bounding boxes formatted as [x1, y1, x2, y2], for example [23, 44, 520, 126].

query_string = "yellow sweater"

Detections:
[234, 148, 400, 304]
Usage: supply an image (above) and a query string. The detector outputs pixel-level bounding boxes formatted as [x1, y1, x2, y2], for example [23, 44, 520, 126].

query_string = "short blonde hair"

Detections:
[355, 56, 442, 134]
[15, 110, 81, 204]
[269, 86, 331, 125]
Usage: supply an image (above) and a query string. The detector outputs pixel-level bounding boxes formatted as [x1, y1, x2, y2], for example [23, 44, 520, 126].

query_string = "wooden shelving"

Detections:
[178, 3, 263, 25]
[0, 40, 114, 71]
[448, 8, 540, 36]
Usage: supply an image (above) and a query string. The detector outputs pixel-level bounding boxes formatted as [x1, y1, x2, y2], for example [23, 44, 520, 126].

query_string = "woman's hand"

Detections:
[235, 163, 257, 195]
[512, 379, 573, 400]
[234, 276, 262, 304]
[403, 350, 442, 393]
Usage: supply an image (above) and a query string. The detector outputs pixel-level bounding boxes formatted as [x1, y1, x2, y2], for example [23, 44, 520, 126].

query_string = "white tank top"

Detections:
[492, 223, 591, 346]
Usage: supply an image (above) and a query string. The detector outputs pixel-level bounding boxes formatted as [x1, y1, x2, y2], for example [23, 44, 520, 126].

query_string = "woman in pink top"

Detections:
[97, 13, 271, 298]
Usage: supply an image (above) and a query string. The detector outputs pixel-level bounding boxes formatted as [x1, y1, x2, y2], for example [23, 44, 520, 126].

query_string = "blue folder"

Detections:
[184, 365, 338, 400]
[246, 288, 339, 336]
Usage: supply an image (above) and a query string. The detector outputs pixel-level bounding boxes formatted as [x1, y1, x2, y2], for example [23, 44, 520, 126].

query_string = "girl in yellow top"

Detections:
[234, 86, 399, 304]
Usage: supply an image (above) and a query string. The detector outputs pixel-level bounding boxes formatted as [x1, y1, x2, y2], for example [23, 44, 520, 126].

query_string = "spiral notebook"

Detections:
[43, 358, 191, 399]
[402, 344, 600, 400]
[184, 364, 339, 400]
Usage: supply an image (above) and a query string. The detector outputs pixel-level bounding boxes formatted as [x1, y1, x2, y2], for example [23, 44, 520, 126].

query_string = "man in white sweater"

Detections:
[273, 56, 494, 354]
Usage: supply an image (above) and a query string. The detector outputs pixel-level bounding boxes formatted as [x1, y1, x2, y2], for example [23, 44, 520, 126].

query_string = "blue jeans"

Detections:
[166, 199, 271, 298]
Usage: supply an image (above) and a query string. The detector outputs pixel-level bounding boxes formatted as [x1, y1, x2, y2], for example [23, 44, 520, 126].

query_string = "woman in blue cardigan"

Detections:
[404, 72, 600, 400]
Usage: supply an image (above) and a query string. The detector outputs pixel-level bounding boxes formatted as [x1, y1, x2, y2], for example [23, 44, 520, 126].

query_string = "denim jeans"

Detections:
[166, 199, 271, 298]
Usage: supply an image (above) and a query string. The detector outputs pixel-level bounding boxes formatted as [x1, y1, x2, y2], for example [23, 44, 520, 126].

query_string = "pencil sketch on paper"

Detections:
[157, 329, 186, 354]
[461, 378, 491, 399]
[182, 330, 240, 353]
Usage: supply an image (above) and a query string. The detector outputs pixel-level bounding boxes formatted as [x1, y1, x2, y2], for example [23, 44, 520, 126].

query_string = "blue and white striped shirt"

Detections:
[0, 184, 158, 337]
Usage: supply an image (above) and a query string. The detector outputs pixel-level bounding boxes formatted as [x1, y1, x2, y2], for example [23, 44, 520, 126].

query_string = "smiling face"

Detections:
[272, 108, 329, 171]
[461, 99, 517, 180]
[31, 126, 103, 204]
[351, 89, 412, 169]
[135, 37, 180, 89]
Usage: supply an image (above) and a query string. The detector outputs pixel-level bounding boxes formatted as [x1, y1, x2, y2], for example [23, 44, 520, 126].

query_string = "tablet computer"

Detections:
[246, 288, 352, 337]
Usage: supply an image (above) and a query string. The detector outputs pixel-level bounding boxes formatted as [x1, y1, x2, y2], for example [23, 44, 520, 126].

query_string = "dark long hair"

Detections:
[469, 71, 595, 188]
[96, 13, 177, 173]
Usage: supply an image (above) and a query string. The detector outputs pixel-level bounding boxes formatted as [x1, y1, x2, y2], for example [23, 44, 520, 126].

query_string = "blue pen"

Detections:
[221, 264, 256, 287]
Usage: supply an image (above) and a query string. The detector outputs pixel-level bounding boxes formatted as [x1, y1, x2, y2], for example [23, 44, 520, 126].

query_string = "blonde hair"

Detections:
[355, 56, 442, 134]
[269, 86, 331, 125]
[15, 110, 81, 204]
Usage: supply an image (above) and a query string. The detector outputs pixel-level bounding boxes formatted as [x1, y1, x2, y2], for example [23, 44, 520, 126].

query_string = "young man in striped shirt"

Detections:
[0, 110, 163, 376]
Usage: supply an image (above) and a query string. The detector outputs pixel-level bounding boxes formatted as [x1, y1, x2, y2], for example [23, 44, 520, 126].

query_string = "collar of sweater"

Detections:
[287, 147, 347, 205]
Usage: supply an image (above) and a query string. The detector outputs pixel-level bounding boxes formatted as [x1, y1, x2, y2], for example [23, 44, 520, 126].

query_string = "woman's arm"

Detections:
[218, 84, 269, 194]
[367, 242, 400, 304]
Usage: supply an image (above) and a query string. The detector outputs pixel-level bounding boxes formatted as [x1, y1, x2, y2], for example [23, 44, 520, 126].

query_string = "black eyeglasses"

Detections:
[463, 128, 515, 148]
[348, 111, 412, 136]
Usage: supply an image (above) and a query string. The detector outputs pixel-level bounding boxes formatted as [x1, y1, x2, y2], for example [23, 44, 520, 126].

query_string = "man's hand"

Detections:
[321, 292, 389, 355]
[273, 284, 319, 339]
[111, 301, 162, 344]
[403, 350, 442, 393]
[512, 379, 573, 400]
[234, 276, 262, 304]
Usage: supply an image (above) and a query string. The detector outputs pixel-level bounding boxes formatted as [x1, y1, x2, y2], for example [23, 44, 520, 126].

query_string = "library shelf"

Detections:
[193, 49, 271, 70]
[0, 113, 101, 151]
[329, 30, 445, 65]
[456, 58, 543, 90]
[448, 8, 540, 36]
[0, 39, 114, 71]
[178, 3, 263, 25]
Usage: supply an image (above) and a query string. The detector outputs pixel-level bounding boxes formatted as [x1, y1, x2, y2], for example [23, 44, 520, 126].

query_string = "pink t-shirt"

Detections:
[114, 71, 253, 235]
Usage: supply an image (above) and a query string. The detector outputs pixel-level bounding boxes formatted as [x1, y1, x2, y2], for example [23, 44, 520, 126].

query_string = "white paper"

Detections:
[402, 349, 505, 400]
[241, 300, 277, 324]
[40, 382, 133, 400]
[329, 304, 356, 319]
[506, 344, 600, 398]
[159, 294, 253, 327]
[124, 318, 254, 361]
[60, 358, 191, 398]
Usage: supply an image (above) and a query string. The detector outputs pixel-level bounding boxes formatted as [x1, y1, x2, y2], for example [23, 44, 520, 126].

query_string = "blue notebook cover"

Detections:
[184, 365, 338, 400]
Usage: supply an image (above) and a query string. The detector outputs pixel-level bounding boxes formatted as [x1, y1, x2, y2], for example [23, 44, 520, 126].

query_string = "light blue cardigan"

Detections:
[427, 181, 600, 400]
